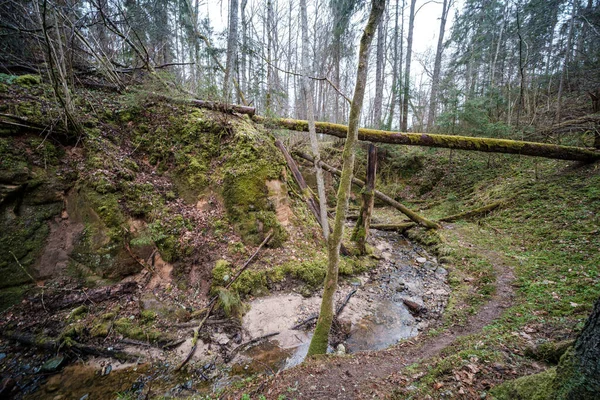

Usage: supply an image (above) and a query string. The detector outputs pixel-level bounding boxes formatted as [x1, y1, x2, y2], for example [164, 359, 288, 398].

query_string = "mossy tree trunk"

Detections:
[306, 0, 385, 357]
[254, 117, 600, 162]
[352, 144, 377, 254]
[553, 296, 600, 399]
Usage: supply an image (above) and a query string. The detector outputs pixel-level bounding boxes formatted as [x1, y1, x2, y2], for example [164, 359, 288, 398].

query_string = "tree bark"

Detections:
[223, 0, 239, 101]
[300, 0, 329, 239]
[352, 144, 377, 254]
[438, 201, 503, 222]
[370, 222, 416, 233]
[426, 0, 450, 131]
[385, 0, 403, 131]
[555, 0, 577, 124]
[254, 117, 600, 162]
[295, 151, 440, 229]
[373, 17, 386, 128]
[401, 0, 416, 131]
[307, 0, 385, 357]
[553, 296, 600, 398]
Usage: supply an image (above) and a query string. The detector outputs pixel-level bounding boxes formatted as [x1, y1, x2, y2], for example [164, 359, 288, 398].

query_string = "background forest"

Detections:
[2, 0, 599, 141]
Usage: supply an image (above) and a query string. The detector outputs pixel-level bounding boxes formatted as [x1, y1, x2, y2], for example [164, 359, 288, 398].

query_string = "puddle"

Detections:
[346, 300, 416, 351]
[235, 229, 450, 374]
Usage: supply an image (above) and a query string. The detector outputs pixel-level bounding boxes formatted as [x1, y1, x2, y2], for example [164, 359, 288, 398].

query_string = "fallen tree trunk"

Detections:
[255, 116, 600, 162]
[370, 222, 416, 233]
[143, 92, 255, 116]
[295, 151, 441, 229]
[2, 332, 136, 361]
[28, 281, 137, 311]
[438, 201, 504, 222]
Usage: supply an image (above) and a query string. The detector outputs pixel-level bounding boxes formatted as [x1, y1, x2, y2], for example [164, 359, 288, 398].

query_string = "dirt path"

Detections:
[238, 229, 515, 399]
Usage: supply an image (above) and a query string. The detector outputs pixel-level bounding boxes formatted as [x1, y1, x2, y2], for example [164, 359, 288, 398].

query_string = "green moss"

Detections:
[525, 340, 574, 364]
[122, 182, 164, 217]
[283, 259, 326, 288]
[0, 284, 31, 312]
[14, 74, 41, 87]
[231, 270, 268, 296]
[0, 201, 63, 287]
[114, 317, 166, 343]
[211, 259, 234, 291]
[551, 347, 600, 399]
[90, 321, 111, 338]
[490, 367, 556, 400]
[140, 310, 157, 323]
[60, 323, 85, 341]
[68, 305, 88, 321]
[16, 101, 42, 118]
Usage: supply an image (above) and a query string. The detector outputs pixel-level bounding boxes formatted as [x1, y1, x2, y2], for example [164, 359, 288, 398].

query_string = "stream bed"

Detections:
[19, 229, 450, 399]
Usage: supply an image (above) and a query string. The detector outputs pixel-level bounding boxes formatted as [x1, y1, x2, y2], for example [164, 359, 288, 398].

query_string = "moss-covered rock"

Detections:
[525, 340, 575, 364]
[490, 367, 556, 400]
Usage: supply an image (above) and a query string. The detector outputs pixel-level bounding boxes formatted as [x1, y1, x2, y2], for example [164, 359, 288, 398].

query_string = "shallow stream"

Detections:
[24, 229, 450, 399]
[227, 229, 450, 379]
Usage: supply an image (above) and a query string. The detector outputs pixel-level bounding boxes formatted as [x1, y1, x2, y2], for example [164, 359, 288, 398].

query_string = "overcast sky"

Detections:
[204, 0, 457, 64]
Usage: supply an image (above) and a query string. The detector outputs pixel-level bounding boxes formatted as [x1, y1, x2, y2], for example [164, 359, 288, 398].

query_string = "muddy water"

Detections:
[233, 229, 450, 375]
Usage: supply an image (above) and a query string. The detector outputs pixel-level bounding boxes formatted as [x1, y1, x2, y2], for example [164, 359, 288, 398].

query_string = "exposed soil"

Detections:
[235, 224, 516, 399]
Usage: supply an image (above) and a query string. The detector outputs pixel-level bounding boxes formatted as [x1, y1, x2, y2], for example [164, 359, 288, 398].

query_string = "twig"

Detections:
[174, 301, 216, 371]
[292, 289, 357, 330]
[291, 315, 318, 330]
[225, 229, 273, 290]
[255, 54, 351, 104]
[230, 332, 280, 356]
[9, 251, 36, 283]
[336, 289, 357, 316]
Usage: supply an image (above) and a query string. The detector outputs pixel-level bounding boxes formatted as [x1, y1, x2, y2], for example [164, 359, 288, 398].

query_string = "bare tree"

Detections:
[224, 0, 239, 101]
[401, 0, 416, 131]
[373, 9, 386, 128]
[300, 0, 330, 239]
[426, 0, 452, 131]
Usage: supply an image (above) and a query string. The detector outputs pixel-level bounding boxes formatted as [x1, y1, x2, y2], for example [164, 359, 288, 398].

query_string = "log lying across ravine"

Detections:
[254, 116, 600, 162]
[295, 151, 441, 229]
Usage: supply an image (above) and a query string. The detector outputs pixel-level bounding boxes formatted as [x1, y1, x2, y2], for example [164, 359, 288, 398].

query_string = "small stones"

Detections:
[40, 356, 65, 373]
[336, 344, 346, 354]
[416, 257, 427, 264]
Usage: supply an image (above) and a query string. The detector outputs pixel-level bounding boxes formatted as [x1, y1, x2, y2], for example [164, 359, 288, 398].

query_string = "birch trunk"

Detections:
[224, 0, 239, 101]
[426, 0, 450, 131]
[373, 15, 386, 128]
[300, 0, 329, 238]
[401, 0, 416, 131]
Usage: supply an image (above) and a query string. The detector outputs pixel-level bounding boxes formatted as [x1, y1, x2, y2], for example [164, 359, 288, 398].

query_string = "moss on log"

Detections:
[438, 201, 504, 222]
[253, 116, 600, 162]
[370, 223, 416, 233]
